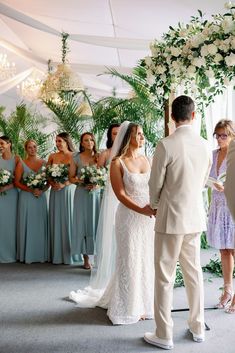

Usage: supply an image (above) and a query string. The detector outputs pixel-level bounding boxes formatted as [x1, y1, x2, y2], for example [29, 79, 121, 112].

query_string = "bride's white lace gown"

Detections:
[70, 158, 155, 325]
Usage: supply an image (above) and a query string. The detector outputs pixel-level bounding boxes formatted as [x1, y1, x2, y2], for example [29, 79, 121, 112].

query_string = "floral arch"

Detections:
[140, 2, 235, 124]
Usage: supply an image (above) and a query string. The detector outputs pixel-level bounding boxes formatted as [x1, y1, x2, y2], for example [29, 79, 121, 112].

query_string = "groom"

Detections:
[145, 95, 211, 350]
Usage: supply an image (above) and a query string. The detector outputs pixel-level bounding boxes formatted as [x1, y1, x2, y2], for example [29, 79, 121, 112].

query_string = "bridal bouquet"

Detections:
[0, 169, 14, 195]
[46, 164, 69, 183]
[23, 166, 47, 190]
[80, 165, 108, 189]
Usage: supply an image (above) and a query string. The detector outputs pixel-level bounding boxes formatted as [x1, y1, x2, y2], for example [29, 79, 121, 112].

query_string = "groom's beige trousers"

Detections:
[154, 231, 204, 340]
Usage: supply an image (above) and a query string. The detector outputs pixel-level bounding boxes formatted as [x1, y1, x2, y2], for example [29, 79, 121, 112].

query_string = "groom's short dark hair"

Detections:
[172, 95, 195, 123]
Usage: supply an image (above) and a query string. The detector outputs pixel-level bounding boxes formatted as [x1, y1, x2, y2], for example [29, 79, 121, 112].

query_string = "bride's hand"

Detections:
[141, 205, 156, 217]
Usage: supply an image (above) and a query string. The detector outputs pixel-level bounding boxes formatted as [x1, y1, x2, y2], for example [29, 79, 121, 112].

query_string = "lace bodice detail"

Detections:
[120, 159, 150, 204]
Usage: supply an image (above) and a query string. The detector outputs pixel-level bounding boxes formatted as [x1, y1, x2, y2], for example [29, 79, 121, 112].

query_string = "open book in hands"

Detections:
[206, 172, 226, 189]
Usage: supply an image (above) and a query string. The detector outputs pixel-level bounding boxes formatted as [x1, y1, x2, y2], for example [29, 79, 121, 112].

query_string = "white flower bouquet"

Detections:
[46, 164, 69, 184]
[80, 165, 108, 189]
[23, 166, 47, 190]
[0, 169, 14, 196]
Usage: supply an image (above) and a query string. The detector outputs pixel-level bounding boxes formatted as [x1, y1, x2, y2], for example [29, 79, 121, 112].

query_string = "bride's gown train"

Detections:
[69, 158, 155, 325]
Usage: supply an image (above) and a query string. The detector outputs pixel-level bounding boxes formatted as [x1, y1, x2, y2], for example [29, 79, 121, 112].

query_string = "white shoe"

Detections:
[144, 332, 174, 350]
[189, 329, 205, 343]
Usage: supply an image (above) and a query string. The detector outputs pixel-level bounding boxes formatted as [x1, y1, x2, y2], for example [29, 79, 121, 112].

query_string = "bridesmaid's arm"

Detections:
[97, 150, 107, 167]
[14, 161, 33, 193]
[69, 157, 81, 184]
[110, 159, 154, 217]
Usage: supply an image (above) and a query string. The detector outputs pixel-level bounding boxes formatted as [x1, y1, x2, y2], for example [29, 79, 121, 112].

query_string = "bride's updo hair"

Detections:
[116, 122, 140, 158]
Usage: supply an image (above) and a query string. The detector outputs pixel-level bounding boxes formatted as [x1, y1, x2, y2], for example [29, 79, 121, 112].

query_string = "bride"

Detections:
[69, 121, 155, 325]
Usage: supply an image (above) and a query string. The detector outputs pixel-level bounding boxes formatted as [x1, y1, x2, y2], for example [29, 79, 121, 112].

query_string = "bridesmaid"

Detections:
[70, 132, 101, 269]
[98, 123, 120, 167]
[48, 132, 75, 264]
[15, 139, 49, 263]
[0, 135, 19, 262]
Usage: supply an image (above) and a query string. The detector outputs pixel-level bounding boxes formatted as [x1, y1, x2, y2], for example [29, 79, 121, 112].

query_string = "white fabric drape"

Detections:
[205, 86, 233, 149]
[0, 3, 150, 50]
[0, 67, 34, 95]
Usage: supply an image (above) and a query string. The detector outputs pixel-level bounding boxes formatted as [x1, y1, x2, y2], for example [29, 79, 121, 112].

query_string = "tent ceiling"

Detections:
[0, 0, 228, 110]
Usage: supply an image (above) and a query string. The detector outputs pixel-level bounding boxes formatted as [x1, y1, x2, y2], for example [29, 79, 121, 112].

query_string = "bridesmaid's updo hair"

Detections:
[57, 132, 75, 152]
[106, 123, 120, 149]
[24, 139, 37, 150]
[213, 119, 235, 138]
[0, 135, 12, 151]
[116, 123, 140, 158]
[79, 132, 97, 154]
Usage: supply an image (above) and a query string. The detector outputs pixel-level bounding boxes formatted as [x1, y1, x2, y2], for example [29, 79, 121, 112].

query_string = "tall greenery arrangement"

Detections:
[0, 103, 52, 158]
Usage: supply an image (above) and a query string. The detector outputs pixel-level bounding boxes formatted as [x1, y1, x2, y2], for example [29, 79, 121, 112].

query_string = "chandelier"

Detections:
[0, 53, 16, 80]
[40, 33, 84, 101]
[17, 69, 45, 101]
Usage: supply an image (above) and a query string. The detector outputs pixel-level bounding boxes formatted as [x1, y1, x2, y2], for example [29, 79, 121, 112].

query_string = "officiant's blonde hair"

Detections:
[213, 120, 235, 137]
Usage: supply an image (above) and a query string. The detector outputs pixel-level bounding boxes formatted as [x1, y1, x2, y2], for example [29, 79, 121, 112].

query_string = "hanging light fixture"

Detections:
[0, 53, 16, 80]
[17, 69, 45, 101]
[40, 33, 84, 101]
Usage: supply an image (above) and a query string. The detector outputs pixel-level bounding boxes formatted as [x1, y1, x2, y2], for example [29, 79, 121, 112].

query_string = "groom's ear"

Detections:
[191, 111, 195, 120]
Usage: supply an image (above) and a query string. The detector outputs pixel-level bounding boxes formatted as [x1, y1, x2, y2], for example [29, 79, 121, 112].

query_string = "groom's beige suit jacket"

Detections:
[149, 125, 211, 234]
[224, 139, 235, 221]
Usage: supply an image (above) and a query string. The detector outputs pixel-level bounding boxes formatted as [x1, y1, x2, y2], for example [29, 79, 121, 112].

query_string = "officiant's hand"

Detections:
[213, 182, 224, 192]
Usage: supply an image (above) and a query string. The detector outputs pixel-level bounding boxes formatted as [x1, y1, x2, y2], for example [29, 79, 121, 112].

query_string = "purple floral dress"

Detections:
[207, 149, 235, 249]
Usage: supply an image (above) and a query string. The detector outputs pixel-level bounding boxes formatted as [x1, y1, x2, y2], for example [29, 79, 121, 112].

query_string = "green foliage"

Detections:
[200, 231, 209, 249]
[42, 91, 92, 145]
[202, 255, 235, 277]
[0, 103, 52, 159]
[174, 263, 184, 288]
[91, 68, 165, 152]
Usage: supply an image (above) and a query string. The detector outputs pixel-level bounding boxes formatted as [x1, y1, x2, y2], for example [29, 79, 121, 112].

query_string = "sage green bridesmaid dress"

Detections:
[48, 163, 75, 264]
[0, 157, 18, 262]
[17, 162, 49, 263]
[72, 153, 101, 257]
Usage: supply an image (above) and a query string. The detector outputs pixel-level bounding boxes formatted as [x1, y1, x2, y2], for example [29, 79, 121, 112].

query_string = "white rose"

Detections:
[171, 47, 181, 57]
[192, 57, 206, 68]
[225, 53, 235, 66]
[207, 44, 218, 55]
[146, 71, 156, 85]
[225, 1, 233, 9]
[156, 65, 166, 74]
[144, 56, 153, 67]
[222, 17, 235, 34]
[187, 65, 196, 75]
[32, 180, 39, 186]
[160, 73, 167, 82]
[219, 43, 230, 52]
[200, 45, 208, 57]
[51, 172, 57, 177]
[205, 68, 215, 79]
[81, 168, 85, 173]
[214, 53, 223, 63]
[2, 176, 8, 183]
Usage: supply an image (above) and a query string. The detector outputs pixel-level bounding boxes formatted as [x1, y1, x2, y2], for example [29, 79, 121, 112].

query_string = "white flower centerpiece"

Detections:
[140, 2, 235, 112]
[0, 169, 13, 196]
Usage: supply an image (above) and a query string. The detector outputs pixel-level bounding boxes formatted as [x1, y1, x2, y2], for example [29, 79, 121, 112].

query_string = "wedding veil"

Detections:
[90, 120, 130, 289]
[69, 121, 131, 305]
